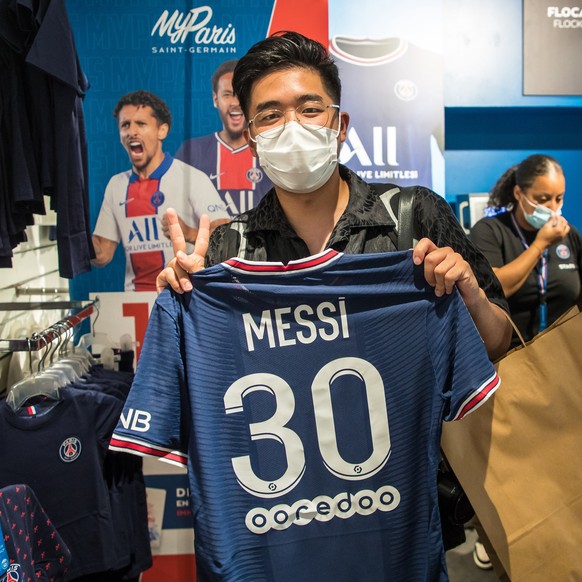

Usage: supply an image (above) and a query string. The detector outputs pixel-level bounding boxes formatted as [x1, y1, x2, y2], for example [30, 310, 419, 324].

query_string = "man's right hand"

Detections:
[156, 208, 210, 294]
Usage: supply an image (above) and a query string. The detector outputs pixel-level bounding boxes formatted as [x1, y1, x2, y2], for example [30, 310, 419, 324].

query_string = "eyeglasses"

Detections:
[249, 103, 340, 140]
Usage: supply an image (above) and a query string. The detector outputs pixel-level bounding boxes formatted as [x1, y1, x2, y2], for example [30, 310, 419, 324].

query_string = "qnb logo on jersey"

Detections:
[150, 7, 236, 54]
[59, 437, 82, 463]
[207, 203, 228, 214]
[119, 409, 152, 433]
[245, 485, 401, 535]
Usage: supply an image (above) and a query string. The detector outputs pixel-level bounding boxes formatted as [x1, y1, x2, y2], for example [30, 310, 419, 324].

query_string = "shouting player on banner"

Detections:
[92, 90, 229, 292]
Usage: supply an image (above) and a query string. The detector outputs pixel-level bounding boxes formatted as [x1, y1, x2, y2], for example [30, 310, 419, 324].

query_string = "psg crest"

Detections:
[150, 190, 165, 208]
[556, 244, 571, 260]
[246, 167, 263, 184]
[59, 437, 82, 463]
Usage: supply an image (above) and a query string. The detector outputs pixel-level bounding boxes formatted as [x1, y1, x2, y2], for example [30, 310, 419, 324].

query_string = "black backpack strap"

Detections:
[229, 220, 248, 258]
[397, 186, 415, 251]
[370, 183, 416, 251]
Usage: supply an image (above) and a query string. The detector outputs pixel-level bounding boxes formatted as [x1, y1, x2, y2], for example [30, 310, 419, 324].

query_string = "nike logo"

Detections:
[209, 172, 225, 180]
[119, 198, 135, 206]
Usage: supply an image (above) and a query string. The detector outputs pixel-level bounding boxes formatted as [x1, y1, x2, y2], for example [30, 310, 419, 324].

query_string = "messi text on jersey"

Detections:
[242, 297, 350, 352]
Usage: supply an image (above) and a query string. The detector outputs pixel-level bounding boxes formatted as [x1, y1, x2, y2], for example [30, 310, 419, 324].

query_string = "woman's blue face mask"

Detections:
[519, 195, 562, 230]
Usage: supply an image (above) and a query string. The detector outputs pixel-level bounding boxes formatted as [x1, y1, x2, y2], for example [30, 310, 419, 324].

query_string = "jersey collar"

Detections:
[129, 152, 173, 183]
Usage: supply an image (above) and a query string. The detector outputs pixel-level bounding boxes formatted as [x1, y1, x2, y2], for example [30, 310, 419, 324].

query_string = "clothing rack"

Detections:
[15, 287, 69, 297]
[0, 298, 99, 352]
[0, 269, 61, 293]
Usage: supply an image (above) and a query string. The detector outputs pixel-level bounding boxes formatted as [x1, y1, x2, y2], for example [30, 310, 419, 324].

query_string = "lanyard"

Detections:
[510, 213, 549, 330]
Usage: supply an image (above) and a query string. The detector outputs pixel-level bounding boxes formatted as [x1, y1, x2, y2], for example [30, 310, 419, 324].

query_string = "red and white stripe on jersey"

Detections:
[453, 371, 501, 421]
[224, 249, 342, 274]
[109, 434, 188, 467]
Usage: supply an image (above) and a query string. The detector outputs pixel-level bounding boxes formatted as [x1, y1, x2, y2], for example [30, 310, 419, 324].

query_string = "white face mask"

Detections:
[254, 121, 340, 194]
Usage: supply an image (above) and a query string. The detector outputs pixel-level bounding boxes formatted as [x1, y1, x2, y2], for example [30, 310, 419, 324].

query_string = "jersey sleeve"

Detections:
[92, 391, 125, 451]
[427, 290, 501, 422]
[470, 217, 506, 269]
[109, 291, 188, 467]
[93, 175, 122, 243]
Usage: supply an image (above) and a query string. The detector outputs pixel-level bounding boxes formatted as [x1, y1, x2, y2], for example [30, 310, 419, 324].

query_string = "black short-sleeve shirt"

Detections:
[471, 211, 582, 344]
[207, 165, 508, 312]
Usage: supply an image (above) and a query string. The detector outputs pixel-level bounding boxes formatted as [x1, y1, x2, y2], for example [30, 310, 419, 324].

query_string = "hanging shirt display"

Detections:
[0, 483, 71, 581]
[0, 0, 93, 275]
[0, 367, 151, 580]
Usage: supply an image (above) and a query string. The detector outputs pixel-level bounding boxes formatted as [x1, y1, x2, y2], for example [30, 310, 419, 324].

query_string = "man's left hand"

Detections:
[412, 238, 481, 308]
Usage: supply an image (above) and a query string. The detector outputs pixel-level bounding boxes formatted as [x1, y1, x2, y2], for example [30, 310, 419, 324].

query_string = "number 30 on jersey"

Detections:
[224, 357, 391, 499]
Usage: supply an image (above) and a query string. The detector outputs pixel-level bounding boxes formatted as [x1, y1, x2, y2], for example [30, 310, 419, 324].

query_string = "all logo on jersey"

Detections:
[556, 244, 571, 259]
[246, 168, 263, 184]
[394, 79, 418, 101]
[150, 191, 165, 208]
[59, 437, 82, 463]
[128, 218, 161, 243]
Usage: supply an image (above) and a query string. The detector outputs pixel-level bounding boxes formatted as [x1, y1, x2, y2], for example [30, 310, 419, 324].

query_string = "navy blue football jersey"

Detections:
[0, 388, 123, 579]
[111, 250, 499, 581]
[330, 37, 444, 191]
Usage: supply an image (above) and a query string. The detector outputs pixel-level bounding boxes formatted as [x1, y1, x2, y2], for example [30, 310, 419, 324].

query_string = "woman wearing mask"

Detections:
[471, 154, 581, 349]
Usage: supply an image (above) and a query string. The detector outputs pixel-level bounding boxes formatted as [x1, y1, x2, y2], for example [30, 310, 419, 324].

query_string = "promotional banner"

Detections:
[524, 0, 582, 95]
[69, 0, 275, 297]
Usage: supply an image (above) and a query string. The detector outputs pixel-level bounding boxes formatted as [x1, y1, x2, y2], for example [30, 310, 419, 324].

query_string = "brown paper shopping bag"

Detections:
[442, 305, 582, 582]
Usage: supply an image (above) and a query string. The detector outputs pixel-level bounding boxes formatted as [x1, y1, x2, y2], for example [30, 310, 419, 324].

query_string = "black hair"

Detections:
[211, 59, 238, 93]
[232, 31, 341, 119]
[489, 154, 563, 209]
[113, 90, 172, 129]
